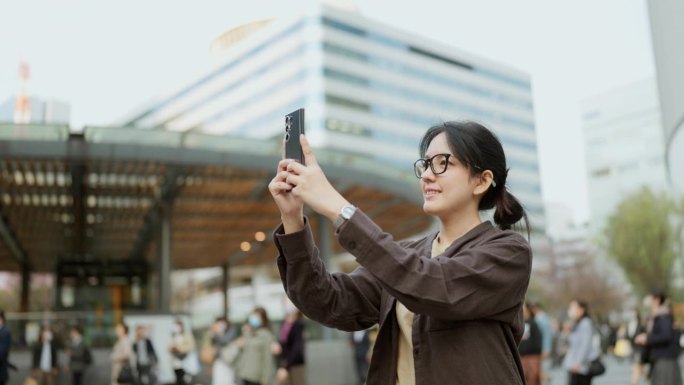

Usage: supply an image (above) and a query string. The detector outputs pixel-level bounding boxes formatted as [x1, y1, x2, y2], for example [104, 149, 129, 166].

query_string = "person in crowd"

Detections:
[133, 325, 158, 385]
[519, 302, 543, 385]
[269, 121, 532, 384]
[169, 319, 195, 385]
[0, 310, 12, 385]
[350, 329, 370, 385]
[530, 302, 554, 384]
[31, 326, 58, 385]
[627, 308, 647, 385]
[563, 300, 600, 385]
[210, 317, 238, 385]
[66, 326, 92, 385]
[235, 307, 276, 385]
[111, 323, 133, 385]
[635, 291, 682, 385]
[276, 299, 306, 385]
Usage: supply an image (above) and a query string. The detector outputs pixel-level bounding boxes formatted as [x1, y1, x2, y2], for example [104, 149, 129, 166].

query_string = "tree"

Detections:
[604, 187, 683, 298]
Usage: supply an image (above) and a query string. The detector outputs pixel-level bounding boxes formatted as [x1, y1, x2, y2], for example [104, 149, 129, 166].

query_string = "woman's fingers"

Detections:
[300, 135, 318, 166]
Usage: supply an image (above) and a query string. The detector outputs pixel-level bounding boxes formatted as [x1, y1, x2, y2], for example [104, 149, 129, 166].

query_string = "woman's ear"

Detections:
[473, 170, 494, 196]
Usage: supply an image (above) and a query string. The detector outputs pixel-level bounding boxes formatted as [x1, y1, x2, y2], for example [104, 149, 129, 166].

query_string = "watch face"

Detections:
[342, 205, 356, 219]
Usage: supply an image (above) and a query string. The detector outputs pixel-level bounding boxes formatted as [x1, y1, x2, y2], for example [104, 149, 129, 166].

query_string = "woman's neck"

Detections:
[437, 210, 482, 248]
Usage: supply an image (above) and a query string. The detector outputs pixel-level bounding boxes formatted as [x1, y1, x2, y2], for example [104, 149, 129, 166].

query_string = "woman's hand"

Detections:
[276, 368, 289, 384]
[634, 333, 647, 345]
[269, 157, 305, 233]
[284, 135, 350, 222]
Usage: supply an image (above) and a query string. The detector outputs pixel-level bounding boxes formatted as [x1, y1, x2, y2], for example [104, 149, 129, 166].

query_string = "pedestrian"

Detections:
[530, 302, 554, 384]
[519, 302, 542, 385]
[350, 329, 370, 385]
[133, 325, 158, 385]
[269, 121, 532, 384]
[635, 291, 682, 385]
[31, 326, 58, 385]
[111, 323, 133, 385]
[210, 317, 238, 385]
[0, 310, 12, 385]
[168, 319, 195, 385]
[627, 308, 647, 385]
[235, 307, 276, 385]
[276, 299, 306, 385]
[66, 326, 92, 385]
[563, 300, 600, 385]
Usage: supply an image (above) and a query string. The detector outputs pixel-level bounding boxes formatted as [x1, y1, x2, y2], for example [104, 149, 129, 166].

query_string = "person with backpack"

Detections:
[66, 326, 92, 385]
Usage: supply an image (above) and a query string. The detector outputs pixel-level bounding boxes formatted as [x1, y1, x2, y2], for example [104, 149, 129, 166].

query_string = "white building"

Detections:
[119, 3, 544, 230]
[648, 0, 684, 194]
[581, 78, 668, 234]
[0, 96, 71, 124]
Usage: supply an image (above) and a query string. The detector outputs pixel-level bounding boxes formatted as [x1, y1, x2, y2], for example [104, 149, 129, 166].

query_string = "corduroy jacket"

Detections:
[274, 210, 532, 385]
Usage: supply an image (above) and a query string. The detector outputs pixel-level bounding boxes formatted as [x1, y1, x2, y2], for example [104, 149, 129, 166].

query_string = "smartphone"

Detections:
[284, 108, 305, 163]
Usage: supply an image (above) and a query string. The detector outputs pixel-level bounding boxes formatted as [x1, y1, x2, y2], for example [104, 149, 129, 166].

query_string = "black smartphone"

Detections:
[284, 108, 305, 163]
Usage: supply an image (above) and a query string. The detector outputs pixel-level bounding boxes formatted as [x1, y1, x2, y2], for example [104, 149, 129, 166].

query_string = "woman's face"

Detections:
[420, 133, 479, 218]
[567, 301, 582, 320]
[116, 325, 125, 337]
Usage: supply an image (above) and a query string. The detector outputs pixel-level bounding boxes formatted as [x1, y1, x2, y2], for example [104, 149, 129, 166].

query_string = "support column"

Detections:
[158, 202, 172, 313]
[317, 214, 333, 340]
[222, 263, 230, 319]
[20, 263, 30, 312]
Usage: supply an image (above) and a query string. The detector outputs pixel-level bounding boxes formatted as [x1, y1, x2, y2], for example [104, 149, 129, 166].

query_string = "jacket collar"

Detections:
[426, 221, 495, 257]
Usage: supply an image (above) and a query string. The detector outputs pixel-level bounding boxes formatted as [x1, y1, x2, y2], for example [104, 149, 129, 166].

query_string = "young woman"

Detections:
[635, 292, 682, 385]
[168, 319, 196, 385]
[110, 323, 132, 385]
[235, 307, 276, 385]
[276, 299, 306, 385]
[563, 301, 599, 385]
[269, 121, 532, 385]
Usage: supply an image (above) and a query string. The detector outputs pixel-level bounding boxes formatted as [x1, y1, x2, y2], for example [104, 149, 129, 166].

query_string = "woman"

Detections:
[627, 308, 647, 385]
[31, 327, 58, 385]
[519, 302, 543, 385]
[563, 300, 599, 385]
[235, 307, 276, 385]
[209, 317, 238, 385]
[276, 299, 306, 385]
[110, 323, 132, 385]
[635, 292, 682, 385]
[269, 121, 532, 384]
[168, 319, 196, 385]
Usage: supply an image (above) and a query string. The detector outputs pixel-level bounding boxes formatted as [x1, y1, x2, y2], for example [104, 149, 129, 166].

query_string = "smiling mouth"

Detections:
[424, 190, 440, 196]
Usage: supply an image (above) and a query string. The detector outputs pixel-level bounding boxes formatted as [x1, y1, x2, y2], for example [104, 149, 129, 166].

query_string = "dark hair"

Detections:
[419, 121, 529, 233]
[72, 326, 83, 336]
[573, 300, 590, 319]
[253, 307, 271, 330]
[119, 322, 129, 335]
[650, 291, 667, 306]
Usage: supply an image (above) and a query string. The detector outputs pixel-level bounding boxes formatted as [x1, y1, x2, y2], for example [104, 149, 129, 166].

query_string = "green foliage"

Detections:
[604, 187, 683, 297]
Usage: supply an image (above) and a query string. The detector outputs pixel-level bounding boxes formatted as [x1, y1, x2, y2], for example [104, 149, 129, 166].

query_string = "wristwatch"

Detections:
[334, 205, 357, 229]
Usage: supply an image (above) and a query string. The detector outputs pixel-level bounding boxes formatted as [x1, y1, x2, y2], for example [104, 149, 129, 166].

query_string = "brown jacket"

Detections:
[274, 210, 532, 385]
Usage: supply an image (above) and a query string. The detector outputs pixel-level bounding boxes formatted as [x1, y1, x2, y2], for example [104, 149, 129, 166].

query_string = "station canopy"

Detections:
[0, 124, 432, 272]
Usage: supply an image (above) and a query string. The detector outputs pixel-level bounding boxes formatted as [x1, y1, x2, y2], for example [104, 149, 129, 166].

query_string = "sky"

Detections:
[0, 0, 656, 224]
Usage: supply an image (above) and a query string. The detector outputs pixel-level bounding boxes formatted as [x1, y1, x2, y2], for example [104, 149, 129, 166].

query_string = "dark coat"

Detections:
[274, 212, 532, 385]
[132, 338, 157, 366]
[278, 320, 305, 369]
[519, 318, 543, 356]
[31, 341, 58, 371]
[0, 325, 11, 382]
[646, 313, 681, 361]
[69, 340, 91, 373]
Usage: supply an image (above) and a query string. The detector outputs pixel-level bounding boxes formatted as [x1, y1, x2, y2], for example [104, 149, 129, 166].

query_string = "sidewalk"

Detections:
[548, 355, 684, 385]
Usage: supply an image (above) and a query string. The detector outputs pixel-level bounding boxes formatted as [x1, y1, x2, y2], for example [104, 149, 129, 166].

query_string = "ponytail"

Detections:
[493, 188, 528, 234]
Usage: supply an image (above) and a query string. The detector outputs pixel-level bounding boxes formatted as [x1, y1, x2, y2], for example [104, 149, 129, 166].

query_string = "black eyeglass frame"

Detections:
[413, 153, 483, 179]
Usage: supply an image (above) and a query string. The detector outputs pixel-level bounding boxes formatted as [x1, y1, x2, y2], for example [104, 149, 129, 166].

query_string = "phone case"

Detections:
[284, 108, 305, 163]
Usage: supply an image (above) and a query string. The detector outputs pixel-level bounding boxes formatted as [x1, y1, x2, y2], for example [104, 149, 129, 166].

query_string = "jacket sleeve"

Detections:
[336, 210, 531, 322]
[147, 339, 158, 362]
[274, 219, 383, 332]
[647, 316, 675, 347]
[572, 319, 595, 366]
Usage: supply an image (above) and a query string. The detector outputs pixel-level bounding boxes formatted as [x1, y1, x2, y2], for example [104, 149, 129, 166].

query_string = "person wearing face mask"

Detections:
[269, 121, 532, 385]
[66, 326, 92, 385]
[235, 307, 276, 385]
[31, 326, 58, 385]
[168, 319, 195, 385]
[275, 298, 306, 385]
[563, 300, 600, 385]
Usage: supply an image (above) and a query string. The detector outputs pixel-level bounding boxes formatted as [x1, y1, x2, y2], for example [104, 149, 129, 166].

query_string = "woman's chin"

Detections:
[422, 202, 441, 216]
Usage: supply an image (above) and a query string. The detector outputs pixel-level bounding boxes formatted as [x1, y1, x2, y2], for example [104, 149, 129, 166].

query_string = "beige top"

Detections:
[396, 238, 445, 385]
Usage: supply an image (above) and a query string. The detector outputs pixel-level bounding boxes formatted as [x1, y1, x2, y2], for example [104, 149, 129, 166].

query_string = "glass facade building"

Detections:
[120, 4, 544, 229]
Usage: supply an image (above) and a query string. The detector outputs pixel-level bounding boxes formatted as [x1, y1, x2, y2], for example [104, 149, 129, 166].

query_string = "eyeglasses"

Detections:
[413, 153, 484, 179]
[414, 153, 453, 178]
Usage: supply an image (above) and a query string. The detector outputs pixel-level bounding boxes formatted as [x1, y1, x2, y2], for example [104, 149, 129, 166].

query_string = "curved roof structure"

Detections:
[0, 124, 431, 272]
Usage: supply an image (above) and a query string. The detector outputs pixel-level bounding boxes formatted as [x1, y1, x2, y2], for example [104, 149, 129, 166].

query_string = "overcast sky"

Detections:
[0, 0, 656, 224]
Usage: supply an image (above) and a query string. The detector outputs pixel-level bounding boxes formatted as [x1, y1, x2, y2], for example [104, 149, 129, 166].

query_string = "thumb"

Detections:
[300, 135, 318, 166]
